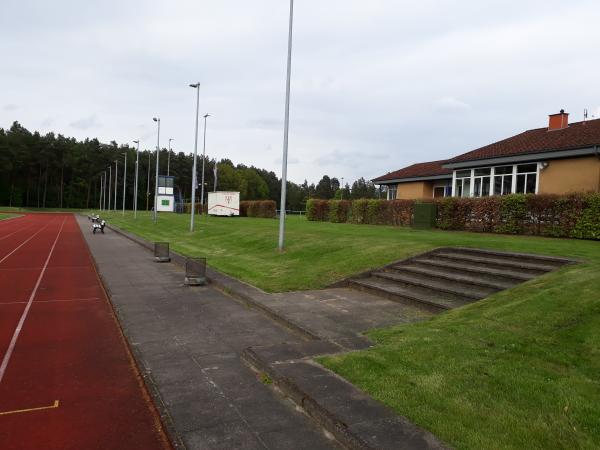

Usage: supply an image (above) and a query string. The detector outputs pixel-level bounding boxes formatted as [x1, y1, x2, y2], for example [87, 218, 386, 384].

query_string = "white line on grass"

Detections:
[0, 217, 67, 384]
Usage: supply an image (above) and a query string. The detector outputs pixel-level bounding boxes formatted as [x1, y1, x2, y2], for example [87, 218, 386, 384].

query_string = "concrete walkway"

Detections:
[77, 217, 340, 450]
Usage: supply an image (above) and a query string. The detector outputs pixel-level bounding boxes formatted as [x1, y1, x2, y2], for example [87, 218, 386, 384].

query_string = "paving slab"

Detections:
[77, 216, 339, 450]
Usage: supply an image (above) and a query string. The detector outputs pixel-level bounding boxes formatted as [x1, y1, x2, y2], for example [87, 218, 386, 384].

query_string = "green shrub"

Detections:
[572, 193, 600, 239]
[306, 199, 330, 221]
[240, 200, 276, 218]
[351, 199, 369, 224]
[389, 200, 414, 226]
[328, 200, 352, 223]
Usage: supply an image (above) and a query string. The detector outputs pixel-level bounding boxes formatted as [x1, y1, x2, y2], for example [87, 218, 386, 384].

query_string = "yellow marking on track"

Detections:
[0, 400, 59, 416]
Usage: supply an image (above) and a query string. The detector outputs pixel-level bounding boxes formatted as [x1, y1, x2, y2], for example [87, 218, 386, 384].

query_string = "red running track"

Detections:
[0, 214, 171, 450]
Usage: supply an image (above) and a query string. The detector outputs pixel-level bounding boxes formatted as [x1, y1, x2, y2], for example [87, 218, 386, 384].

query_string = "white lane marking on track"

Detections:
[0, 217, 67, 384]
[0, 218, 56, 265]
[0, 297, 101, 305]
[0, 222, 35, 242]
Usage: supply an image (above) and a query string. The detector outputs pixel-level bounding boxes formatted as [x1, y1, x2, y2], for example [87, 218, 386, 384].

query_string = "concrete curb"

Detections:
[241, 347, 449, 450]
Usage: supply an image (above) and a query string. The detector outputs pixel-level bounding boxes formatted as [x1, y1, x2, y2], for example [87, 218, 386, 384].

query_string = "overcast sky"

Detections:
[2, 0, 599, 184]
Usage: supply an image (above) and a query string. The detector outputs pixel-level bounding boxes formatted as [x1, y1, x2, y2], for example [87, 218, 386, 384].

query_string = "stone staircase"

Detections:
[348, 247, 573, 312]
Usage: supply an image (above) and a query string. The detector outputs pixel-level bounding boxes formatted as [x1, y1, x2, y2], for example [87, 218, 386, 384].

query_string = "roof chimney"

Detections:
[548, 109, 569, 131]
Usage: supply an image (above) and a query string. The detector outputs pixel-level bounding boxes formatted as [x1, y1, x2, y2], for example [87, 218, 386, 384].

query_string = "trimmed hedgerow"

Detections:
[240, 200, 276, 218]
[435, 193, 600, 239]
[306, 199, 330, 221]
[306, 194, 599, 240]
[328, 200, 352, 223]
[572, 193, 600, 239]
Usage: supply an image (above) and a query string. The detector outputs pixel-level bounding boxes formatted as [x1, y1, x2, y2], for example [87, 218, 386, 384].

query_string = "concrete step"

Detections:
[375, 270, 495, 299]
[349, 277, 473, 312]
[390, 264, 515, 290]
[433, 251, 557, 274]
[413, 258, 535, 282]
[440, 247, 572, 268]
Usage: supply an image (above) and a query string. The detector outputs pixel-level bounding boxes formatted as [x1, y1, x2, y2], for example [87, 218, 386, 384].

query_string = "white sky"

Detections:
[2, 0, 600, 184]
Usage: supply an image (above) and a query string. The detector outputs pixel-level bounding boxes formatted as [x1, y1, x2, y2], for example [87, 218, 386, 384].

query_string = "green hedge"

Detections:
[305, 194, 600, 240]
[240, 200, 276, 218]
[435, 193, 600, 239]
[308, 198, 414, 226]
[306, 199, 331, 221]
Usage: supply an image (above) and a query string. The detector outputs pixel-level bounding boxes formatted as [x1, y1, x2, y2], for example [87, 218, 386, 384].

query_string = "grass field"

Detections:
[97, 211, 599, 449]
[0, 213, 19, 220]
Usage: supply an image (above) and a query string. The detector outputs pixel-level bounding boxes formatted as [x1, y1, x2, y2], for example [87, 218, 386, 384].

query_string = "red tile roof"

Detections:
[372, 160, 452, 183]
[446, 118, 600, 164]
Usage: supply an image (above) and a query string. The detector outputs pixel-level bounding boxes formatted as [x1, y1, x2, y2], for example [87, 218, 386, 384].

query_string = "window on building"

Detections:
[515, 163, 537, 194]
[473, 168, 491, 197]
[387, 185, 397, 200]
[493, 165, 513, 195]
[455, 170, 471, 197]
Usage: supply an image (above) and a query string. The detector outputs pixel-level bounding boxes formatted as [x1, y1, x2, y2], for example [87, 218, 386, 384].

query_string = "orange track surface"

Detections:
[0, 214, 171, 450]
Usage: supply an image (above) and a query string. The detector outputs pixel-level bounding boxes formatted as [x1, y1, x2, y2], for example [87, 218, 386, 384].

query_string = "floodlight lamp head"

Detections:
[133, 140, 139, 144]
[189, 83, 200, 88]
[153, 117, 158, 122]
[204, 113, 210, 118]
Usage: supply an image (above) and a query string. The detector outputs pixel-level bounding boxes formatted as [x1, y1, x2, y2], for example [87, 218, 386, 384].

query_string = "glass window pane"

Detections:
[456, 170, 471, 178]
[455, 180, 462, 197]
[474, 178, 482, 197]
[494, 176, 502, 195]
[482, 177, 490, 196]
[526, 174, 536, 194]
[495, 166, 513, 175]
[474, 168, 491, 176]
[463, 178, 471, 197]
[503, 175, 512, 195]
[516, 174, 526, 193]
[517, 163, 537, 173]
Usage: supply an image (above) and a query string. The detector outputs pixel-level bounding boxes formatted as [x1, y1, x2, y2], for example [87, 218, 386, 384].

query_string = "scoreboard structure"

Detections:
[157, 175, 175, 212]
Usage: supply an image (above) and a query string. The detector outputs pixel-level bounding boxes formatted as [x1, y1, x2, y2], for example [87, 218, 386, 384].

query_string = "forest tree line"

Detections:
[0, 122, 382, 210]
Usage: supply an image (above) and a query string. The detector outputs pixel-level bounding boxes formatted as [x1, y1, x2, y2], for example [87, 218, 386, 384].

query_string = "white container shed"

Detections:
[207, 191, 240, 216]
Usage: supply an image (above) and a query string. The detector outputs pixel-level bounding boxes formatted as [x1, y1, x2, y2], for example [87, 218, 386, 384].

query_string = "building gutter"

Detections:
[443, 146, 600, 169]
[372, 174, 452, 185]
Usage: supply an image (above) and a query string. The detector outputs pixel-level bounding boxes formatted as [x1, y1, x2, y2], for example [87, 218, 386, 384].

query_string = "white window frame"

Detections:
[452, 162, 540, 197]
[472, 167, 492, 197]
[514, 163, 538, 194]
[387, 185, 398, 200]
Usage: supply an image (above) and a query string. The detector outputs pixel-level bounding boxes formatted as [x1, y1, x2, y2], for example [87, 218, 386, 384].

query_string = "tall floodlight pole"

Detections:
[167, 138, 173, 176]
[341, 177, 344, 200]
[104, 170, 108, 210]
[114, 160, 118, 211]
[99, 174, 103, 210]
[133, 140, 140, 218]
[278, 0, 294, 251]
[122, 152, 127, 215]
[213, 164, 218, 192]
[189, 82, 200, 232]
[200, 113, 210, 212]
[146, 152, 151, 211]
[152, 117, 160, 222]
[108, 166, 112, 211]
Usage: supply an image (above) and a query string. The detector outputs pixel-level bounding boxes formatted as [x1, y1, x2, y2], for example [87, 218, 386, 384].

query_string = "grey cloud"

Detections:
[69, 115, 100, 130]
